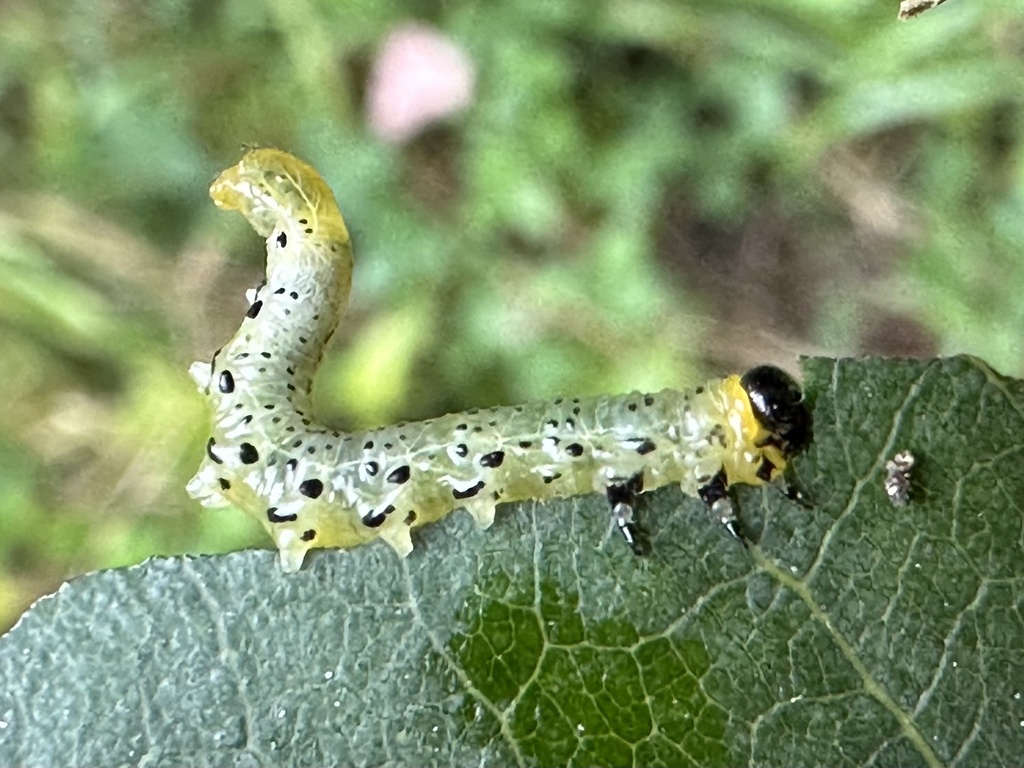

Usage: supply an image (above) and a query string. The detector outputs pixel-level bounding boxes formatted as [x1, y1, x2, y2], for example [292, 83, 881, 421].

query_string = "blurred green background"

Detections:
[1, 0, 1022, 631]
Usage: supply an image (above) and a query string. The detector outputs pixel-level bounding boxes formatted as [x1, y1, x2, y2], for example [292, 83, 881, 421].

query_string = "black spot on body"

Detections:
[274, 287, 286, 295]
[364, 440, 374, 450]
[246, 300, 262, 318]
[566, 443, 584, 457]
[543, 473, 562, 484]
[628, 403, 638, 412]
[362, 504, 396, 529]
[289, 291, 299, 300]
[301, 529, 316, 541]
[218, 370, 235, 393]
[453, 481, 486, 499]
[206, 437, 223, 464]
[299, 479, 324, 498]
[519, 441, 533, 448]
[480, 450, 505, 468]
[635, 439, 656, 455]
[365, 461, 379, 476]
[218, 478, 231, 490]
[267, 507, 297, 523]
[276, 232, 287, 248]
[239, 443, 259, 464]
[455, 443, 469, 458]
[644, 395, 654, 406]
[287, 458, 298, 471]
[387, 465, 410, 484]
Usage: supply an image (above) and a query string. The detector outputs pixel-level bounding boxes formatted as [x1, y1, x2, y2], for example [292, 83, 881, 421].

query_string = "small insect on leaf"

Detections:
[884, 450, 915, 507]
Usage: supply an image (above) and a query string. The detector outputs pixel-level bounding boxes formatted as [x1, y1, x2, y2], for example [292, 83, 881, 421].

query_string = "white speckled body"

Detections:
[188, 149, 792, 572]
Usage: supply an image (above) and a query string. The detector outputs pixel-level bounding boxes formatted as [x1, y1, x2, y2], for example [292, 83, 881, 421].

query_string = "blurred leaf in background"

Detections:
[0, 0, 1022, 630]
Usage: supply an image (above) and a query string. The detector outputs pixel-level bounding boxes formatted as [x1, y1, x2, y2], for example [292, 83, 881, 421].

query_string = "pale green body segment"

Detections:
[188, 149, 783, 572]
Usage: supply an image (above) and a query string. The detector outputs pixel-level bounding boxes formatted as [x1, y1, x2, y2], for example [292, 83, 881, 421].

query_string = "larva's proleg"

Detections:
[188, 148, 813, 572]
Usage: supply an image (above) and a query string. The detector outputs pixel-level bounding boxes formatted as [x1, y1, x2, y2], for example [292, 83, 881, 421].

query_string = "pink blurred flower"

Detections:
[367, 22, 476, 145]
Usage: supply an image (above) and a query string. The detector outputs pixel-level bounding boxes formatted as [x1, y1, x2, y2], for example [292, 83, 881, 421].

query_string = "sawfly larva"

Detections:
[187, 148, 812, 572]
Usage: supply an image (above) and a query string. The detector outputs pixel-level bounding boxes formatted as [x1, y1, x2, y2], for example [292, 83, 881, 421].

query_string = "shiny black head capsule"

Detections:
[740, 365, 812, 458]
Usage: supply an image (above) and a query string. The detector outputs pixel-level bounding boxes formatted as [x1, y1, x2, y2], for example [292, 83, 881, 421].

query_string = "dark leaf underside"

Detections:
[0, 357, 1021, 767]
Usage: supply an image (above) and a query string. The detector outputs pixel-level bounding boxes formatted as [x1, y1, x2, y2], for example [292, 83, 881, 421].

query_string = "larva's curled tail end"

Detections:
[210, 147, 350, 243]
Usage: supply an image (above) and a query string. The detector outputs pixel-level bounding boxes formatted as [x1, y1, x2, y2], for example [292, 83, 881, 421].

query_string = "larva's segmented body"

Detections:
[188, 149, 812, 572]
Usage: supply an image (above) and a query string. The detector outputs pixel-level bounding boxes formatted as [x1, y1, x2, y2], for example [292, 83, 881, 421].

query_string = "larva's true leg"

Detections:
[606, 473, 650, 556]
[780, 480, 811, 510]
[698, 469, 746, 545]
[756, 450, 810, 509]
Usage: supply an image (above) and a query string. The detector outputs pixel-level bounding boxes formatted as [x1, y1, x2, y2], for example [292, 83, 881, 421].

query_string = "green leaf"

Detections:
[1, 356, 1022, 767]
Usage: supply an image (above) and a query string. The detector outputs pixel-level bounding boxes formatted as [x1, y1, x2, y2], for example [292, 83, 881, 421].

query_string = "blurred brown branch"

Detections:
[899, 0, 950, 19]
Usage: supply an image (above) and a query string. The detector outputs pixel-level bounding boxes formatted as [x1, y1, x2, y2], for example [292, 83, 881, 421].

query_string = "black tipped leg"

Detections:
[699, 469, 750, 546]
[779, 465, 812, 509]
[698, 466, 811, 547]
[711, 498, 748, 548]
[606, 473, 651, 556]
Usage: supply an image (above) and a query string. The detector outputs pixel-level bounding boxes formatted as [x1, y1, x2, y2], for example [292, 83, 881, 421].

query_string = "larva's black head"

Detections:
[740, 365, 812, 458]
